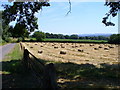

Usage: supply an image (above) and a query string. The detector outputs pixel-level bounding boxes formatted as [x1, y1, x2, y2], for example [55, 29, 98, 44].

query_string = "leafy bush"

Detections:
[17, 37, 23, 42]
[3, 37, 11, 42]
[108, 34, 120, 44]
[32, 31, 46, 41]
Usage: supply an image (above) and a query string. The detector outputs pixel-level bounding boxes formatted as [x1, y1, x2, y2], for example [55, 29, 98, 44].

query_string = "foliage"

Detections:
[2, 1, 50, 32]
[9, 24, 30, 39]
[102, 1, 120, 26]
[32, 31, 46, 41]
[17, 37, 23, 42]
[0, 39, 7, 46]
[45, 32, 109, 40]
[45, 33, 79, 39]
[64, 35, 70, 39]
[69, 34, 79, 39]
[79, 36, 109, 40]
[0, 11, 12, 42]
[108, 34, 120, 44]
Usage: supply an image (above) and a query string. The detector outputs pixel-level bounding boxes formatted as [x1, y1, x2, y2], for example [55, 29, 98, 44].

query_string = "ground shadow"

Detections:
[54, 62, 120, 89]
[1, 59, 120, 89]
[1, 60, 40, 88]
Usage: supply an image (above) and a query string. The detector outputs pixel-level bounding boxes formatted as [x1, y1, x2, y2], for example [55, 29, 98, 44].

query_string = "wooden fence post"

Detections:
[23, 49, 29, 70]
[19, 42, 23, 50]
[43, 63, 58, 90]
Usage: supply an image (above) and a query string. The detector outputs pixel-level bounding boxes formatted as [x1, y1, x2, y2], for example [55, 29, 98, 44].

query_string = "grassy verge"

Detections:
[2, 43, 39, 88]
[0, 41, 7, 46]
[2, 44, 23, 74]
[3, 44, 22, 61]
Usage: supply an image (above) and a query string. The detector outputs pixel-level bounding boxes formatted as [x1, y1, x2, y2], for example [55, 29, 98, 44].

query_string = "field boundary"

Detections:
[23, 40, 108, 44]
[19, 42, 58, 89]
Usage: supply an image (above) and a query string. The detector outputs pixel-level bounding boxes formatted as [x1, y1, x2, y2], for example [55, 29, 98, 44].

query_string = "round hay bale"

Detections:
[75, 46, 78, 48]
[108, 46, 114, 48]
[61, 46, 65, 48]
[99, 46, 102, 48]
[40, 45, 43, 47]
[30, 46, 33, 48]
[94, 48, 99, 50]
[54, 46, 58, 49]
[80, 45, 84, 47]
[90, 44, 94, 46]
[38, 50, 43, 54]
[78, 49, 84, 52]
[52, 44, 55, 46]
[60, 44, 63, 46]
[72, 46, 75, 48]
[104, 48, 109, 50]
[60, 50, 66, 54]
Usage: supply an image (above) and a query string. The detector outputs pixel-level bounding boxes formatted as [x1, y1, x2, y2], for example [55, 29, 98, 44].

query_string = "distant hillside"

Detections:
[78, 33, 112, 37]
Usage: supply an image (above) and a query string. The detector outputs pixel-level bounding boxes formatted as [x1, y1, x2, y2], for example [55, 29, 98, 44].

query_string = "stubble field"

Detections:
[21, 42, 120, 88]
[22, 42, 119, 66]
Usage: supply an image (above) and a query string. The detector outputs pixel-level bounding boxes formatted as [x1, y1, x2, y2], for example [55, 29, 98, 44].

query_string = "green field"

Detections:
[44, 38, 108, 42]
[27, 38, 108, 43]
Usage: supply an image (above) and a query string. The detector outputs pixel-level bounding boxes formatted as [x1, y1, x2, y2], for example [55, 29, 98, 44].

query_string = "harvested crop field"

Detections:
[22, 42, 119, 66]
[21, 42, 120, 89]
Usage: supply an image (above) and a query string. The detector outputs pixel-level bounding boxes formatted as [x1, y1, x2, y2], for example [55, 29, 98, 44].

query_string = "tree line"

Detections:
[31, 31, 120, 44]
[32, 31, 109, 40]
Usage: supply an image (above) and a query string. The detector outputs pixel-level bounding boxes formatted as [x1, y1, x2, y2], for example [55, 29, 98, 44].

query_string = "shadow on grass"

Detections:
[1, 60, 40, 88]
[54, 62, 120, 89]
[1, 59, 120, 89]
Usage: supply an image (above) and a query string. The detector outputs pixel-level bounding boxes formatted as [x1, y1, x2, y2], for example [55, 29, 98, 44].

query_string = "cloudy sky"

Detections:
[0, 1, 118, 35]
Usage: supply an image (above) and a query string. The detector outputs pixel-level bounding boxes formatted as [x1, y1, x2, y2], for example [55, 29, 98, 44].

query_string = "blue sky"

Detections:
[0, 1, 118, 35]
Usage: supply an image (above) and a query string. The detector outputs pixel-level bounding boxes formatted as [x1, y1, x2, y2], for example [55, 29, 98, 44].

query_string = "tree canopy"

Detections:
[32, 31, 46, 41]
[108, 34, 120, 44]
[102, 0, 120, 26]
[2, 0, 50, 32]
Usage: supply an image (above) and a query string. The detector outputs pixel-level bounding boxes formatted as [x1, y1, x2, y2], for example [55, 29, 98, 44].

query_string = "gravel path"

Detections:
[0, 43, 16, 60]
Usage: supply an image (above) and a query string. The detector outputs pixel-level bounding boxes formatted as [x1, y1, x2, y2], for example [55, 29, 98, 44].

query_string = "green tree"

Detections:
[2, 1, 50, 33]
[70, 34, 79, 39]
[0, 11, 12, 42]
[58, 34, 65, 39]
[45, 32, 51, 38]
[108, 34, 120, 44]
[11, 23, 30, 39]
[32, 31, 46, 41]
[64, 35, 70, 39]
